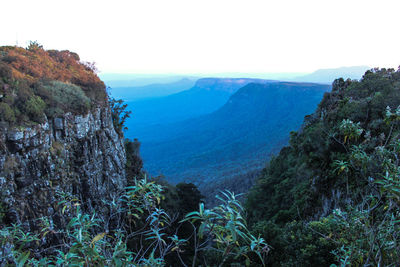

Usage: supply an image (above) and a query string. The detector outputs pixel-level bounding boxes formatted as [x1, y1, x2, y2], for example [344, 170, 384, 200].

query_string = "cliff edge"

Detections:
[0, 44, 127, 232]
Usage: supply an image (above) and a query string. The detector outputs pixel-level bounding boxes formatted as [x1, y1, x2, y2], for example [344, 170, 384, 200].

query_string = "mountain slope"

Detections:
[139, 82, 331, 192]
[245, 68, 400, 265]
[99, 74, 197, 87]
[109, 78, 196, 101]
[124, 78, 274, 135]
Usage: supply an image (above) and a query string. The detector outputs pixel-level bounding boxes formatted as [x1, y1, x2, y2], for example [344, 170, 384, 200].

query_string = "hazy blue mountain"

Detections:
[291, 66, 370, 84]
[108, 78, 196, 101]
[124, 78, 275, 132]
[189, 72, 306, 80]
[100, 66, 369, 90]
[100, 72, 304, 87]
[136, 82, 331, 195]
[100, 74, 198, 87]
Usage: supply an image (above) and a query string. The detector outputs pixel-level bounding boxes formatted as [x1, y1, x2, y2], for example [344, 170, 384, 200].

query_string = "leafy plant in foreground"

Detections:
[0, 178, 268, 266]
[183, 191, 269, 266]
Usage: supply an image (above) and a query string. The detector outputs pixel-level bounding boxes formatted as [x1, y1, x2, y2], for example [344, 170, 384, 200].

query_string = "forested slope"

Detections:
[246, 68, 400, 266]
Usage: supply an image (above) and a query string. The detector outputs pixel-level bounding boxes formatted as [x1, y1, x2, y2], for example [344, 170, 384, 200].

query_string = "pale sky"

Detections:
[1, 0, 399, 74]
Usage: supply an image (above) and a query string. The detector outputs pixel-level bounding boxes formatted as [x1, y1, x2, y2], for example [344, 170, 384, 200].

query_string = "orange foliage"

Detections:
[0, 46, 106, 104]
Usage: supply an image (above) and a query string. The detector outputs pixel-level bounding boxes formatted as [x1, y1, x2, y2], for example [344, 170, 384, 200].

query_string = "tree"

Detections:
[27, 40, 43, 51]
[176, 183, 203, 214]
[125, 138, 144, 184]
[109, 96, 131, 136]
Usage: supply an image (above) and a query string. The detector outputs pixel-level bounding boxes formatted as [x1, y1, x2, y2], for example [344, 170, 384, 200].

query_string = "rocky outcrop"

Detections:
[0, 107, 126, 230]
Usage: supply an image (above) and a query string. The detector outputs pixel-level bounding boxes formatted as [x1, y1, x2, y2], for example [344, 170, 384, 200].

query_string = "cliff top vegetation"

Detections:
[0, 42, 107, 125]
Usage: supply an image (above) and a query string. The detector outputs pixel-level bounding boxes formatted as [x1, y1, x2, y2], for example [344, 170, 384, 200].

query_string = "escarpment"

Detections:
[0, 107, 126, 228]
[0, 45, 128, 232]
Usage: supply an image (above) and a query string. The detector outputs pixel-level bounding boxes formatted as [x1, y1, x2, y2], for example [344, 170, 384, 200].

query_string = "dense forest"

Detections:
[1, 43, 400, 266]
[246, 67, 400, 266]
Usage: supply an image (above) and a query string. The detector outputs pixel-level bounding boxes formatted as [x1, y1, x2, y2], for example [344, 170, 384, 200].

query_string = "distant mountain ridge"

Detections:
[292, 66, 370, 83]
[101, 66, 371, 88]
[188, 78, 270, 92]
[100, 74, 198, 87]
[124, 78, 275, 134]
[109, 78, 196, 101]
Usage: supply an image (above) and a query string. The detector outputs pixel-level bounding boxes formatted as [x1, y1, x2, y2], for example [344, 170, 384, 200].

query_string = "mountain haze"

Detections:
[124, 78, 275, 135]
[139, 82, 331, 196]
[100, 73, 197, 87]
[109, 78, 196, 101]
[292, 65, 370, 83]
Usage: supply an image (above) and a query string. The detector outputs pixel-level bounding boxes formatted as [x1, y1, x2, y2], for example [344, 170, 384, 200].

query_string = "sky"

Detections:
[1, 0, 400, 75]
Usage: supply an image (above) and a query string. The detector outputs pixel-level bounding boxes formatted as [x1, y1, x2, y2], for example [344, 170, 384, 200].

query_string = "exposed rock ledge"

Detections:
[0, 107, 126, 230]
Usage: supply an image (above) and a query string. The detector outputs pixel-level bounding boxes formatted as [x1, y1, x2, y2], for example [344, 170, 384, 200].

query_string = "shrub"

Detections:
[0, 62, 12, 83]
[0, 178, 269, 266]
[0, 103, 16, 123]
[37, 81, 91, 117]
[125, 139, 143, 184]
[110, 97, 131, 136]
[0, 45, 107, 103]
[16, 82, 32, 102]
[183, 191, 269, 266]
[0, 45, 109, 126]
[25, 95, 46, 123]
[2, 95, 15, 106]
[27, 40, 43, 51]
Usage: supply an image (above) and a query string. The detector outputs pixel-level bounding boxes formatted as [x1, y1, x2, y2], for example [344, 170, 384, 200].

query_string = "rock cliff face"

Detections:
[0, 106, 126, 229]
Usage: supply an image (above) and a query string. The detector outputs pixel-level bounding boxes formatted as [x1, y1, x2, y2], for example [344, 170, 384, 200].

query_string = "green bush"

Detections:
[0, 102, 16, 123]
[0, 62, 12, 83]
[183, 191, 269, 266]
[0, 45, 108, 126]
[37, 80, 91, 117]
[25, 95, 46, 123]
[0, 179, 268, 266]
[109, 97, 131, 136]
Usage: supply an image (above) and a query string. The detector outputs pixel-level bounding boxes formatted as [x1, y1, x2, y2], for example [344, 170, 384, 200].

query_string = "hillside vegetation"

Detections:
[246, 67, 400, 265]
[0, 43, 106, 125]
